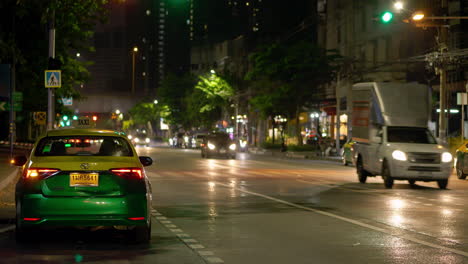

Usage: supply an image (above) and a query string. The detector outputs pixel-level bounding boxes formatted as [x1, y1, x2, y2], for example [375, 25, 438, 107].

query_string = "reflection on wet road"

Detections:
[1, 146, 468, 263]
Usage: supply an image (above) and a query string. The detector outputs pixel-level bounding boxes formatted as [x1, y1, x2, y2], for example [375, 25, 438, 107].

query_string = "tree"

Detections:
[157, 73, 196, 130]
[0, 0, 108, 139]
[246, 40, 341, 145]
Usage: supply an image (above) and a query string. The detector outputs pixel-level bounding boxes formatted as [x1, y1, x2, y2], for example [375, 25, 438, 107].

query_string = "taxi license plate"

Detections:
[70, 173, 99, 187]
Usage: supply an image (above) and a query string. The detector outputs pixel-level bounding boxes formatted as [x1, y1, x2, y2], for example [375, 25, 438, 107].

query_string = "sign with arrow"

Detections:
[45, 70, 61, 88]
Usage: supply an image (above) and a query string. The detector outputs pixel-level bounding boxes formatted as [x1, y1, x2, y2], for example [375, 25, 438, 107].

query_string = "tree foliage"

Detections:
[0, 0, 108, 113]
[246, 40, 341, 144]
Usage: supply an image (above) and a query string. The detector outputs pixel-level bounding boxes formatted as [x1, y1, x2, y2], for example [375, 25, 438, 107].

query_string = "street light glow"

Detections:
[412, 12, 425, 20]
[133, 46, 138, 52]
[154, 100, 158, 104]
[210, 69, 215, 74]
[393, 1, 403, 11]
[115, 109, 121, 115]
[76, 53, 80, 57]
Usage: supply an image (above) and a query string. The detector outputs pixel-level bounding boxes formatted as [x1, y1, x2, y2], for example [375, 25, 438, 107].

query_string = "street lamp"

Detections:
[154, 99, 158, 104]
[132, 46, 138, 94]
[393, 1, 404, 11]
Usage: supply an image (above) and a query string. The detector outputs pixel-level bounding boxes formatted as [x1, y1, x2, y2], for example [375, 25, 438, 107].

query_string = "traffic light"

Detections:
[380, 11, 394, 23]
[92, 115, 98, 121]
[62, 115, 69, 121]
[72, 115, 78, 120]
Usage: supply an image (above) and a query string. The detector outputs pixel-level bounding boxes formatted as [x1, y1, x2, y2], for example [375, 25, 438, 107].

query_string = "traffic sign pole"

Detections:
[47, 11, 55, 130]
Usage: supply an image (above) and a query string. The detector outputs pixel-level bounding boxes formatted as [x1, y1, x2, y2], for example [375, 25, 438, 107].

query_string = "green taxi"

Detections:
[12, 128, 153, 243]
[341, 139, 355, 166]
[455, 141, 468, 179]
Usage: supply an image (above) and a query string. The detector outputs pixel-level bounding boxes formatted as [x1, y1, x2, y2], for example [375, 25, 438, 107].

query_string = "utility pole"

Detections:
[437, 0, 448, 143]
[47, 10, 56, 130]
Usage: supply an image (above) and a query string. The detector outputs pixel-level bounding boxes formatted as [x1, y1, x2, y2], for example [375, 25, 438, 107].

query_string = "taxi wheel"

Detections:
[15, 202, 34, 243]
[437, 179, 448, 190]
[128, 221, 151, 244]
[408, 179, 416, 185]
[456, 160, 466, 179]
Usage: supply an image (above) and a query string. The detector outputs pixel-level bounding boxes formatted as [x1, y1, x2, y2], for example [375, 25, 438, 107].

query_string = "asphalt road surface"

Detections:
[1, 146, 468, 263]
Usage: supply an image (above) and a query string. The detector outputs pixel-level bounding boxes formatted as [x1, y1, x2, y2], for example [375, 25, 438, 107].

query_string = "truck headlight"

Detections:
[392, 150, 407, 161]
[442, 152, 453, 163]
[229, 144, 236, 150]
[208, 143, 216, 150]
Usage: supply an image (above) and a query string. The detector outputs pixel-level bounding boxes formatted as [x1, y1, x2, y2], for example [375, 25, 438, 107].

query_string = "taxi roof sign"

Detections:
[72, 117, 96, 128]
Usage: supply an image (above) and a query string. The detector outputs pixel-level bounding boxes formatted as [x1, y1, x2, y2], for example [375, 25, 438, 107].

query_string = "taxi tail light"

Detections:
[23, 218, 41, 221]
[24, 168, 60, 179]
[110, 168, 143, 180]
[128, 217, 145, 221]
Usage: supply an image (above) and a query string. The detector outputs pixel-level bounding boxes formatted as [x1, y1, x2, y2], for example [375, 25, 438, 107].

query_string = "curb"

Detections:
[248, 148, 342, 163]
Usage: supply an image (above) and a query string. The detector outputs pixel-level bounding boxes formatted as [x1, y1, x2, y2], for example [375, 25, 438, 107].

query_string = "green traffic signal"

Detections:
[380, 11, 393, 23]
[62, 115, 69, 121]
[73, 115, 78, 120]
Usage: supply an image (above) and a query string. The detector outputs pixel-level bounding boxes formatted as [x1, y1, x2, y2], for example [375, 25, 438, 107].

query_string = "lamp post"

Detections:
[132, 46, 138, 94]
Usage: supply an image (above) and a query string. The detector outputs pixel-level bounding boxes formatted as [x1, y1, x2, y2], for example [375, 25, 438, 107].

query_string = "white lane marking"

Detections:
[215, 181, 468, 257]
[170, 229, 183, 233]
[176, 233, 190, 238]
[165, 224, 177, 228]
[205, 257, 224, 263]
[198, 251, 214, 256]
[160, 220, 172, 224]
[189, 244, 205, 249]
[182, 238, 198, 243]
[0, 225, 15, 233]
[156, 216, 167, 220]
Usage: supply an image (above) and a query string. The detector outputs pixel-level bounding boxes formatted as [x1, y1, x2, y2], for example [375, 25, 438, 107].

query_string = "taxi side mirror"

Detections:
[11, 155, 27, 166]
[139, 156, 153, 167]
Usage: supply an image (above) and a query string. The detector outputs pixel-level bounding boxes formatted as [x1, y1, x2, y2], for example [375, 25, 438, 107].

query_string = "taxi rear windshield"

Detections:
[35, 136, 134, 156]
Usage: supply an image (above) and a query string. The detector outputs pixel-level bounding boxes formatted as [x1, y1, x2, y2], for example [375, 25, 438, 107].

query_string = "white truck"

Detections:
[351, 82, 453, 189]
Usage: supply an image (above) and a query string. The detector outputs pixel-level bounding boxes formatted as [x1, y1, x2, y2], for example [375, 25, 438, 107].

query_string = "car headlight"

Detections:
[134, 138, 140, 143]
[127, 135, 132, 139]
[145, 138, 150, 143]
[229, 144, 236, 150]
[442, 152, 453, 163]
[208, 143, 216, 150]
[392, 150, 407, 161]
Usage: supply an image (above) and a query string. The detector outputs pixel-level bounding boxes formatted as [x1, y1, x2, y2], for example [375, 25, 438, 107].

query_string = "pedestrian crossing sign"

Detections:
[45, 70, 61, 88]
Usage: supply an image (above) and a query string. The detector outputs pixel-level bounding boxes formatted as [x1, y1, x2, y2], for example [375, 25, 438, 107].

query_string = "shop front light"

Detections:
[208, 143, 216, 150]
[229, 144, 236, 150]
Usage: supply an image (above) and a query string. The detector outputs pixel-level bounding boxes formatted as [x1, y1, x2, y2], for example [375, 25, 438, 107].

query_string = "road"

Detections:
[0, 146, 468, 263]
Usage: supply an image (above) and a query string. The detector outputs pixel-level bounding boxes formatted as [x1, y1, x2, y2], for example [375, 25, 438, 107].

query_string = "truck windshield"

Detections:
[387, 127, 437, 144]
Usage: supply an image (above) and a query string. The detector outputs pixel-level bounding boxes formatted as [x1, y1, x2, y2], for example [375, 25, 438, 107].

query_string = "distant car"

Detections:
[455, 141, 468, 179]
[128, 133, 150, 147]
[194, 134, 207, 148]
[341, 139, 356, 166]
[12, 128, 153, 243]
[201, 132, 236, 159]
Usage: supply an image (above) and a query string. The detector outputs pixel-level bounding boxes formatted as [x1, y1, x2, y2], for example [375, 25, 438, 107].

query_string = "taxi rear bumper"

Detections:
[18, 193, 148, 227]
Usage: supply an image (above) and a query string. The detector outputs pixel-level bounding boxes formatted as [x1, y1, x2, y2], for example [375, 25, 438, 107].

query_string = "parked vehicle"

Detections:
[351, 82, 452, 189]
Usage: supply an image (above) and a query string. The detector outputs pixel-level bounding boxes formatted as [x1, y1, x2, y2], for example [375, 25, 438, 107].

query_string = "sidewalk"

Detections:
[247, 147, 343, 163]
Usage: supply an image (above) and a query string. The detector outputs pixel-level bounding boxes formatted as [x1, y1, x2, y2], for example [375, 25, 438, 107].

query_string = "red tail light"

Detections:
[23, 218, 41, 221]
[128, 217, 145, 221]
[110, 168, 143, 180]
[24, 168, 60, 179]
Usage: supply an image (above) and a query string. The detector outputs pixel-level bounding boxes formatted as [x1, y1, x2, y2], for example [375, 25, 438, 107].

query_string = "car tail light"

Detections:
[23, 218, 41, 221]
[24, 168, 60, 179]
[110, 168, 143, 180]
[128, 217, 145, 221]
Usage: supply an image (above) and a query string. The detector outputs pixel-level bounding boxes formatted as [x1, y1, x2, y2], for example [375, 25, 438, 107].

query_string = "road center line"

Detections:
[215, 181, 468, 257]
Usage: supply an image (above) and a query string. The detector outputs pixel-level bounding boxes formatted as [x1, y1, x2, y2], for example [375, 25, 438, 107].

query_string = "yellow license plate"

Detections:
[70, 173, 99, 187]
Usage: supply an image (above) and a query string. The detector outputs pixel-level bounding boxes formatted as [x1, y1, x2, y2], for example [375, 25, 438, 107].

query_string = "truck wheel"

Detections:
[437, 179, 448, 189]
[408, 179, 416, 185]
[382, 161, 394, 189]
[456, 160, 466, 179]
[356, 157, 368, 183]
